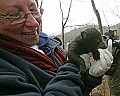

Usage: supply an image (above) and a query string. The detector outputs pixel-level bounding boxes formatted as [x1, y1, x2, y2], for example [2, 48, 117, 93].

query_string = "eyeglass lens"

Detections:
[11, 11, 41, 25]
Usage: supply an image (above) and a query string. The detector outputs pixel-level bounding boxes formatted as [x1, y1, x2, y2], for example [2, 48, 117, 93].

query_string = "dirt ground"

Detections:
[90, 75, 110, 96]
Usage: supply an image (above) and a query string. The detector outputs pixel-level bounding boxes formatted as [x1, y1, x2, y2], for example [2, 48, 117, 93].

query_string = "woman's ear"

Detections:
[81, 31, 86, 39]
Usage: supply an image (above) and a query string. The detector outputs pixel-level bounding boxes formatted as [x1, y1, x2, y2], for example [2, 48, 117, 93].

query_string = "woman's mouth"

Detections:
[22, 31, 37, 35]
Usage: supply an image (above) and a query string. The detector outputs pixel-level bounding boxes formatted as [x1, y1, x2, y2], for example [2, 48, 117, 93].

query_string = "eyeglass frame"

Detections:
[0, 8, 41, 25]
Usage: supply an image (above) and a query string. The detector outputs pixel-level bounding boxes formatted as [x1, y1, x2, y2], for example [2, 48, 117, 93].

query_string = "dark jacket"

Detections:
[0, 48, 84, 96]
[0, 32, 84, 96]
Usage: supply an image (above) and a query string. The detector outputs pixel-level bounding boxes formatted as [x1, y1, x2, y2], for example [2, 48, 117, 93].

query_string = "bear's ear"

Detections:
[81, 31, 87, 39]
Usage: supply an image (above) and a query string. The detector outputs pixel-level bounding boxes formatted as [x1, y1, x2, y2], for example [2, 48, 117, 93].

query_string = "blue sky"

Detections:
[38, 0, 120, 36]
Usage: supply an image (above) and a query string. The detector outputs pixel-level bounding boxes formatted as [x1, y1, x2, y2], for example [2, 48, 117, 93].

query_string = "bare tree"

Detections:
[91, 0, 103, 34]
[59, 0, 72, 49]
[39, 0, 44, 31]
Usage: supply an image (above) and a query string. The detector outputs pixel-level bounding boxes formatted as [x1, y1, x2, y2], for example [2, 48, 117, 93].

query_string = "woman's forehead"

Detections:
[0, 0, 37, 12]
[0, 0, 37, 9]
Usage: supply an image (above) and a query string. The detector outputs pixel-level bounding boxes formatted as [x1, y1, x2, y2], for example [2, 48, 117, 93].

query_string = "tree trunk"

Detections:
[91, 0, 103, 34]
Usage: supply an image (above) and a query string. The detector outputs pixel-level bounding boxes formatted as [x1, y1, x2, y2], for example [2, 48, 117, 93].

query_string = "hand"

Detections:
[80, 53, 92, 69]
[89, 49, 113, 77]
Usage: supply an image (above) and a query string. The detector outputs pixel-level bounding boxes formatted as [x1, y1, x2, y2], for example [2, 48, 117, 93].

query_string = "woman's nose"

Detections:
[25, 13, 41, 27]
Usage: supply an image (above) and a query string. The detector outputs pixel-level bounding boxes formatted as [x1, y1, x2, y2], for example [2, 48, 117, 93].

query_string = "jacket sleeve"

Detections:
[0, 58, 42, 96]
[44, 63, 84, 96]
[0, 48, 84, 96]
[0, 48, 51, 96]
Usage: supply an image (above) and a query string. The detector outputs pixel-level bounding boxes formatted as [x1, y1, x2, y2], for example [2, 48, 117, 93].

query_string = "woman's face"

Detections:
[0, 0, 41, 46]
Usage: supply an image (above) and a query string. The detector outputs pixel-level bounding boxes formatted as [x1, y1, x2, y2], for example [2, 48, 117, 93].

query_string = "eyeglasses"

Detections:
[0, 8, 41, 25]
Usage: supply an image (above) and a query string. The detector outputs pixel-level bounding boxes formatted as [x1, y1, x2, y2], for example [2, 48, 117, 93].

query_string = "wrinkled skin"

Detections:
[0, 0, 41, 46]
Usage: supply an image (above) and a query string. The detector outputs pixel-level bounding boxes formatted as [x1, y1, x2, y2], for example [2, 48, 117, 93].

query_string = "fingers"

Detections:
[107, 39, 112, 54]
[98, 49, 113, 63]
[89, 49, 113, 77]
[104, 49, 113, 61]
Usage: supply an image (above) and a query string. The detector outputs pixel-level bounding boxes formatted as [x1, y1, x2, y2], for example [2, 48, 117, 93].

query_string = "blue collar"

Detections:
[38, 32, 60, 54]
[38, 32, 49, 46]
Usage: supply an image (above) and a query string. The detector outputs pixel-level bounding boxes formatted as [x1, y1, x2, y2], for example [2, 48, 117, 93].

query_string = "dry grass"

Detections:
[90, 75, 110, 96]
[89, 58, 111, 96]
